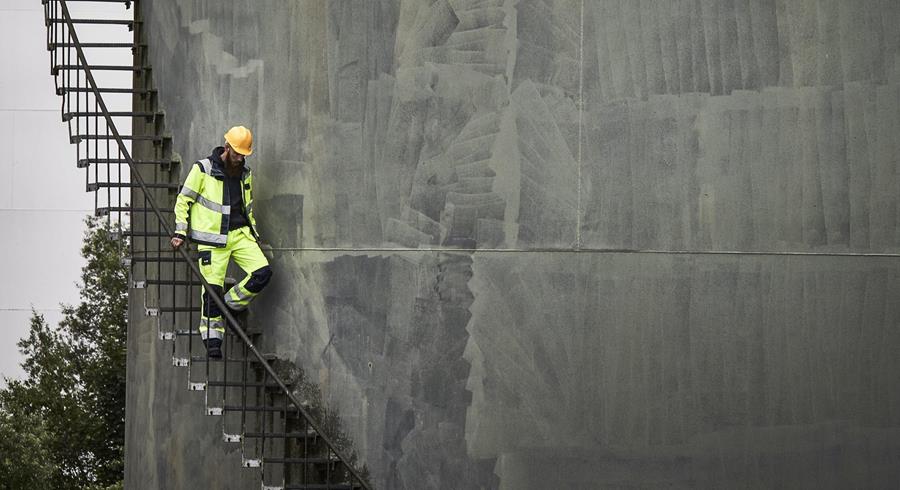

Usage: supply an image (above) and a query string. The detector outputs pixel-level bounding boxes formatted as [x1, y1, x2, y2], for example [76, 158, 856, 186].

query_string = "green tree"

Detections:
[0, 217, 128, 489]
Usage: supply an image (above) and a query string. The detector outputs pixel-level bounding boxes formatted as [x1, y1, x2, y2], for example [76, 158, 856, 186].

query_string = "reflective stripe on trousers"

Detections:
[199, 317, 224, 340]
[197, 226, 270, 334]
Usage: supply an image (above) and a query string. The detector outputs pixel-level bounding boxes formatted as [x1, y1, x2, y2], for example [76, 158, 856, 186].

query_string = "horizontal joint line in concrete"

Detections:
[266, 247, 900, 258]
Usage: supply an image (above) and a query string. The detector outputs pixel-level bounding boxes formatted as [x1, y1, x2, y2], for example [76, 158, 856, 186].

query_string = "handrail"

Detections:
[53, 2, 370, 487]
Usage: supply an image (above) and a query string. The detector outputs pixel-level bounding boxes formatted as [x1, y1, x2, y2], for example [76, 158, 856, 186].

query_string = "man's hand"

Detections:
[171, 236, 185, 250]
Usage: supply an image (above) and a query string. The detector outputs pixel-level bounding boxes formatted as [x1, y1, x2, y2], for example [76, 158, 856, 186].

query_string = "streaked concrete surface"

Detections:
[127, 1, 900, 488]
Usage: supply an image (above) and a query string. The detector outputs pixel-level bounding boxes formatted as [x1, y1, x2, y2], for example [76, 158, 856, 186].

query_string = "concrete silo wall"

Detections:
[126, 1, 900, 488]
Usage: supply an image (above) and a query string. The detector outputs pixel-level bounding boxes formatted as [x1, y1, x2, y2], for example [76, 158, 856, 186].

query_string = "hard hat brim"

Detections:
[224, 128, 253, 156]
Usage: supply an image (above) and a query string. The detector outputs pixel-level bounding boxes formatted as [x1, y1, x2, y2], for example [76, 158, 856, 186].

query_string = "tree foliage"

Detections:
[0, 217, 128, 489]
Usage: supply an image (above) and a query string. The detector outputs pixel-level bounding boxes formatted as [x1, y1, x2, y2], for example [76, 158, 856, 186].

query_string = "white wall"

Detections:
[0, 1, 132, 385]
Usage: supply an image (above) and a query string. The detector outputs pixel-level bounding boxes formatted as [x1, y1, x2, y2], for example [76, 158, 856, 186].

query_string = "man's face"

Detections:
[224, 144, 245, 167]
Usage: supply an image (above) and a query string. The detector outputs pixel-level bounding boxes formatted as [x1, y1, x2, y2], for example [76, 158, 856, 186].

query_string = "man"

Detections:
[171, 125, 272, 359]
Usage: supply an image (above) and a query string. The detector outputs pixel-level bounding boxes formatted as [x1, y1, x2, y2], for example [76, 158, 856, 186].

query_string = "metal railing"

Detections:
[42, 1, 370, 488]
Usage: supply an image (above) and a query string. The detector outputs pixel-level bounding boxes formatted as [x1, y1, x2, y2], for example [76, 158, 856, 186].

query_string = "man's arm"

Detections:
[171, 163, 203, 249]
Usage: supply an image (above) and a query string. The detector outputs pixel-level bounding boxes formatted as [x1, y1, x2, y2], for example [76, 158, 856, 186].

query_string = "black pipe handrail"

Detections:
[50, 1, 370, 487]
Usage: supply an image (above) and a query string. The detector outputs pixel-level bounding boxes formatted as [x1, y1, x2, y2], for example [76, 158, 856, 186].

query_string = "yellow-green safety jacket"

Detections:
[174, 157, 259, 247]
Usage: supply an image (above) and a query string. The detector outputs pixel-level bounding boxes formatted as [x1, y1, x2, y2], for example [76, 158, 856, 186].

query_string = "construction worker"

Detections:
[170, 125, 272, 359]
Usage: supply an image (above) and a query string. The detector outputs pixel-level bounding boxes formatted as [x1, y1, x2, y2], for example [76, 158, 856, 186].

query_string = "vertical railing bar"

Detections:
[171, 251, 176, 361]
[325, 445, 332, 486]
[85, 96, 91, 204]
[93, 98, 99, 213]
[282, 384, 288, 487]
[75, 63, 80, 138]
[304, 416, 309, 487]
[222, 309, 229, 428]
[241, 340, 248, 439]
[118, 142, 123, 226]
[187, 261, 193, 356]
[106, 117, 112, 227]
[261, 368, 268, 464]
[64, 37, 69, 117]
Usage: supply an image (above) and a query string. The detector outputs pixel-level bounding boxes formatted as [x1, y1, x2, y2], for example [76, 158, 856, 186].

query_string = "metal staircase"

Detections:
[41, 1, 370, 488]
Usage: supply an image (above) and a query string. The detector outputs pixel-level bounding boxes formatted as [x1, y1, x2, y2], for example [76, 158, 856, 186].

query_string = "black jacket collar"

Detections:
[208, 146, 250, 179]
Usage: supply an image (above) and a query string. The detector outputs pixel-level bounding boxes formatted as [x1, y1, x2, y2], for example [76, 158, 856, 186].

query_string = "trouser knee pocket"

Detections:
[245, 265, 272, 293]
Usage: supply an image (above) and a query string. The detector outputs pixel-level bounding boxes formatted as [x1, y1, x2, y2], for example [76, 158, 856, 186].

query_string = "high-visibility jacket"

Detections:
[174, 157, 259, 247]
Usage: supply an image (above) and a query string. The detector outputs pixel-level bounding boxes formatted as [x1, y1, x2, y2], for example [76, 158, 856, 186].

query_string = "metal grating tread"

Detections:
[47, 18, 138, 26]
[53, 64, 149, 72]
[243, 430, 317, 440]
[262, 456, 340, 465]
[78, 158, 176, 167]
[51, 42, 143, 49]
[128, 255, 192, 263]
[73, 134, 164, 141]
[155, 306, 200, 313]
[42, 0, 131, 3]
[122, 230, 177, 238]
[284, 485, 361, 490]
[64, 111, 158, 120]
[145, 279, 202, 286]
[61, 87, 155, 94]
[87, 182, 178, 191]
[190, 354, 274, 364]
[97, 207, 175, 217]
[207, 380, 294, 389]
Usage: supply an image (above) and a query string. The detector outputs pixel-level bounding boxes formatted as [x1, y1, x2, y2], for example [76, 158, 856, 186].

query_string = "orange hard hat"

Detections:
[224, 125, 253, 156]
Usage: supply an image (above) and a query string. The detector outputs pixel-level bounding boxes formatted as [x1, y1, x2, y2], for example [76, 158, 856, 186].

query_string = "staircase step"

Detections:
[42, 0, 131, 3]
[78, 158, 176, 167]
[145, 279, 201, 286]
[263, 457, 339, 465]
[284, 484, 361, 490]
[60, 87, 155, 95]
[222, 433, 241, 443]
[87, 182, 178, 191]
[243, 430, 316, 440]
[46, 18, 138, 27]
[155, 306, 200, 313]
[123, 230, 175, 238]
[207, 380, 294, 389]
[224, 405, 293, 413]
[88, 184, 176, 194]
[63, 111, 158, 121]
[177, 329, 262, 340]
[96, 207, 175, 217]
[128, 255, 192, 263]
[72, 134, 164, 143]
[50, 42, 143, 49]
[190, 354, 274, 364]
[53, 64, 149, 73]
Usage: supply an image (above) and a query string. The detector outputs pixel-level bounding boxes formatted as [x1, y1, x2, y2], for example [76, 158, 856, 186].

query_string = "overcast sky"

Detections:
[0, 1, 132, 385]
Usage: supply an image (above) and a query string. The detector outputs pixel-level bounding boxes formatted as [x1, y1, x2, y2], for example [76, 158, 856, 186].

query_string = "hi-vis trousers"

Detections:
[198, 226, 272, 341]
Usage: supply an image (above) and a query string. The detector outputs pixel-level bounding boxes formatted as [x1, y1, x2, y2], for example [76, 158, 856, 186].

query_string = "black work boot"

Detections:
[204, 338, 222, 360]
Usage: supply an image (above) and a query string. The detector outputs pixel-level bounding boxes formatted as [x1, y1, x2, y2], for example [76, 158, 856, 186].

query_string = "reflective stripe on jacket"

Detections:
[173, 158, 259, 247]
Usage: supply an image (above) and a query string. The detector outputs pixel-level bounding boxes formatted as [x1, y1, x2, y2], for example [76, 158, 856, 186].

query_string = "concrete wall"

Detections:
[129, 1, 900, 488]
